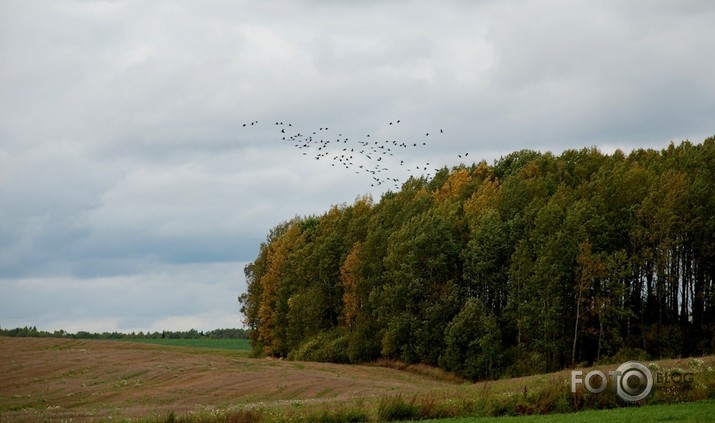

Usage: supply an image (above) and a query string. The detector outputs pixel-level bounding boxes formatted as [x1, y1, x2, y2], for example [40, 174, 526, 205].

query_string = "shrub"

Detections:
[347, 318, 382, 363]
[605, 347, 650, 365]
[289, 330, 350, 363]
[503, 350, 547, 378]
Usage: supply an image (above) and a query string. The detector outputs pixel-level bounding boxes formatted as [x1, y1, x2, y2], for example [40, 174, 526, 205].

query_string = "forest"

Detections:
[0, 326, 248, 340]
[239, 138, 715, 380]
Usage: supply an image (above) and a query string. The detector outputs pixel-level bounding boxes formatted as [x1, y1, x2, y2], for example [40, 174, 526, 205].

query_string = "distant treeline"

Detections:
[240, 138, 715, 380]
[0, 326, 248, 340]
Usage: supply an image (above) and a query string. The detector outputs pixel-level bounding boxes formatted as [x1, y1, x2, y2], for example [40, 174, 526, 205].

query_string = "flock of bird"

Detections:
[242, 119, 469, 190]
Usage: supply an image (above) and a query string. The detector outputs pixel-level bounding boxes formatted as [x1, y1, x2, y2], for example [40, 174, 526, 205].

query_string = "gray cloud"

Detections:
[0, 262, 247, 332]
[1, 0, 713, 332]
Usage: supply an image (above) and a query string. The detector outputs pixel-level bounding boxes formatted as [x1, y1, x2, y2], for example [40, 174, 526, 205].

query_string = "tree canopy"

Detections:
[240, 138, 715, 379]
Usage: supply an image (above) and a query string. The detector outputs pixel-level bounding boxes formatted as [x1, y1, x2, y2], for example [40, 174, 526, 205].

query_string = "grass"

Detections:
[117, 338, 251, 351]
[416, 399, 715, 422]
[133, 399, 715, 423]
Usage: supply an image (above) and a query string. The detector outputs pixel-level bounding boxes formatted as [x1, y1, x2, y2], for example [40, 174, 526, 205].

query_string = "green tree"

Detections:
[441, 298, 502, 379]
[572, 239, 605, 365]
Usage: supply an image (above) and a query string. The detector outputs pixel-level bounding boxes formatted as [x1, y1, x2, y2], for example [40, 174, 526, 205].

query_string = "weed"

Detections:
[415, 396, 460, 419]
[225, 409, 263, 423]
[316, 408, 368, 423]
[377, 395, 420, 421]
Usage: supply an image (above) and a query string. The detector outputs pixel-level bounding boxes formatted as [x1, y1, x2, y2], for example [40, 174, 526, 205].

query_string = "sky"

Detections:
[1, 0, 714, 334]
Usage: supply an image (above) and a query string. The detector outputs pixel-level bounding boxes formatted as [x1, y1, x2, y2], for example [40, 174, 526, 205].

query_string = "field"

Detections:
[1, 337, 713, 422]
[117, 338, 252, 351]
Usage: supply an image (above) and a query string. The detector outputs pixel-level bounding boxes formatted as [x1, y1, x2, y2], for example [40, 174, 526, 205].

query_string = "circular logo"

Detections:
[615, 361, 653, 402]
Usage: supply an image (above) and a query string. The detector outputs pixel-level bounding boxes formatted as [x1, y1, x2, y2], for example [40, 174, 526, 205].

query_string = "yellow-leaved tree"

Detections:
[340, 241, 363, 331]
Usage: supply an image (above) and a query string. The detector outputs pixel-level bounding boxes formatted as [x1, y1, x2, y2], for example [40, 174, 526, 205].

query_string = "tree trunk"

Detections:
[572, 291, 581, 365]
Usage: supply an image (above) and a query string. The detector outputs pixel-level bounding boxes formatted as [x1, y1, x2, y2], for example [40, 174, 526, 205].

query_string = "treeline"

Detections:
[240, 138, 715, 380]
[0, 326, 248, 340]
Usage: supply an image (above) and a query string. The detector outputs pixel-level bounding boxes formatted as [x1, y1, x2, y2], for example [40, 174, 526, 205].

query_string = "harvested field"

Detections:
[0, 337, 456, 421]
[2, 337, 714, 422]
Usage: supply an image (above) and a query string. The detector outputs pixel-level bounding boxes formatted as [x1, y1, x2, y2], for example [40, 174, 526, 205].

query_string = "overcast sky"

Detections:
[1, 0, 714, 333]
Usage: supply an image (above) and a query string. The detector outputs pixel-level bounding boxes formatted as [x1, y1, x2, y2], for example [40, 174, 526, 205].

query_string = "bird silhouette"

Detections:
[243, 116, 447, 190]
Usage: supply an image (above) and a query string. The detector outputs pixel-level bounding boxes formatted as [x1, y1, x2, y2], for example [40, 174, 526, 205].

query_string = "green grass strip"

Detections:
[117, 338, 251, 351]
[418, 399, 715, 423]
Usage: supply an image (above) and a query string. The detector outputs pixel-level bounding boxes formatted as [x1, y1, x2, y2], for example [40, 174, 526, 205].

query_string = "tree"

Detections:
[340, 242, 363, 331]
[572, 239, 605, 365]
[380, 210, 461, 364]
[256, 221, 307, 356]
[240, 139, 715, 374]
[441, 298, 502, 380]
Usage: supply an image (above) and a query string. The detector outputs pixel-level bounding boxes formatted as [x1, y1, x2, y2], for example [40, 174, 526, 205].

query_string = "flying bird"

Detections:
[252, 116, 448, 190]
